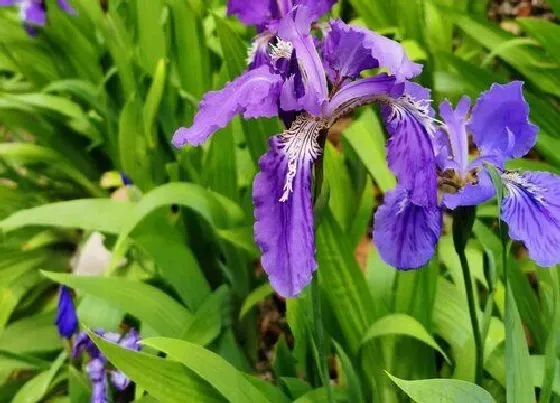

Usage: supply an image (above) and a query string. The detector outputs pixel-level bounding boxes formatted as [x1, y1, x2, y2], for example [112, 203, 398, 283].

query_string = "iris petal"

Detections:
[253, 115, 323, 297]
[278, 6, 328, 116]
[374, 186, 443, 269]
[501, 171, 560, 267]
[383, 82, 439, 207]
[56, 0, 76, 14]
[172, 66, 283, 147]
[469, 81, 538, 164]
[322, 20, 422, 84]
[55, 285, 78, 338]
[443, 168, 495, 209]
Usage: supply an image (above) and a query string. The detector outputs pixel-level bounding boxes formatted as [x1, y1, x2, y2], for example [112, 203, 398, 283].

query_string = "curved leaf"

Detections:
[361, 314, 450, 363]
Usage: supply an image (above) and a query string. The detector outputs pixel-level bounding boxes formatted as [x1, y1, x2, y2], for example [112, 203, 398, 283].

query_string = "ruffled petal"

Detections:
[373, 186, 443, 269]
[278, 5, 328, 115]
[119, 329, 141, 351]
[324, 74, 396, 120]
[295, 0, 336, 21]
[227, 0, 280, 26]
[469, 81, 538, 164]
[321, 20, 422, 84]
[383, 82, 439, 207]
[443, 168, 495, 209]
[55, 286, 78, 338]
[253, 115, 323, 297]
[439, 96, 471, 174]
[56, 0, 76, 14]
[501, 171, 560, 267]
[172, 66, 283, 147]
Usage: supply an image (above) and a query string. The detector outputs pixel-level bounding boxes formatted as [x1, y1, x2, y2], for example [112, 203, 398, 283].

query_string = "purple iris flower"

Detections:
[438, 82, 560, 267]
[55, 285, 78, 339]
[377, 81, 560, 270]
[228, 0, 336, 69]
[172, 4, 433, 297]
[73, 329, 141, 403]
[0, 0, 76, 35]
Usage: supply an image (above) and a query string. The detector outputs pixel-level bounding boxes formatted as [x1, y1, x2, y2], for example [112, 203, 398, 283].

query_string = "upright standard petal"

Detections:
[295, 0, 336, 21]
[383, 82, 439, 207]
[278, 6, 328, 116]
[501, 171, 560, 267]
[374, 186, 443, 269]
[439, 96, 471, 174]
[469, 82, 538, 164]
[227, 0, 278, 26]
[172, 66, 283, 147]
[321, 20, 422, 84]
[253, 115, 324, 297]
[55, 286, 78, 338]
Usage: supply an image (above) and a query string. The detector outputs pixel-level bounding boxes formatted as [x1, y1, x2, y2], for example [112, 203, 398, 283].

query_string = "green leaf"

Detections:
[143, 59, 167, 148]
[0, 143, 102, 197]
[0, 199, 133, 235]
[387, 373, 495, 403]
[361, 314, 450, 363]
[239, 283, 274, 320]
[12, 351, 66, 403]
[517, 18, 560, 64]
[136, 0, 167, 74]
[218, 227, 260, 258]
[141, 337, 270, 403]
[343, 109, 396, 193]
[182, 287, 228, 346]
[0, 313, 60, 354]
[89, 331, 224, 403]
[114, 182, 244, 253]
[333, 341, 364, 403]
[42, 272, 192, 338]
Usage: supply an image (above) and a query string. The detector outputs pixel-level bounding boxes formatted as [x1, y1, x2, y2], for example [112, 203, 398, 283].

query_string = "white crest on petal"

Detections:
[270, 38, 294, 62]
[502, 171, 546, 204]
[278, 115, 326, 202]
[247, 33, 274, 66]
[386, 94, 442, 138]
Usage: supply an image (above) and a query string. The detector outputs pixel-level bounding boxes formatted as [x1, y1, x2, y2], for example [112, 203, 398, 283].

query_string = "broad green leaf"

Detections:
[114, 182, 244, 253]
[12, 352, 66, 403]
[517, 18, 560, 64]
[324, 143, 354, 232]
[348, 0, 393, 29]
[42, 272, 192, 338]
[343, 109, 396, 192]
[69, 366, 90, 403]
[0, 313, 60, 354]
[89, 332, 224, 403]
[292, 387, 348, 403]
[361, 314, 450, 363]
[134, 221, 211, 310]
[239, 283, 274, 320]
[142, 337, 270, 403]
[182, 287, 228, 346]
[0, 199, 133, 234]
[218, 227, 259, 258]
[387, 373, 495, 403]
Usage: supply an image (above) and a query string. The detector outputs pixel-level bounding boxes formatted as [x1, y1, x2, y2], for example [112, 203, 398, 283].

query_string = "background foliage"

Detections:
[0, 0, 559, 402]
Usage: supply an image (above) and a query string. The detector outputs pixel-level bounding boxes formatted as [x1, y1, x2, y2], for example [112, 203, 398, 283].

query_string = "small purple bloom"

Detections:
[0, 0, 76, 34]
[73, 329, 141, 402]
[173, 4, 429, 296]
[55, 285, 78, 339]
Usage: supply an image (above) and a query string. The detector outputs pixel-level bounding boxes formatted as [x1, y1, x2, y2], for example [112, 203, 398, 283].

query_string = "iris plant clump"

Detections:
[55, 285, 140, 403]
[173, 0, 560, 298]
[0, 0, 76, 34]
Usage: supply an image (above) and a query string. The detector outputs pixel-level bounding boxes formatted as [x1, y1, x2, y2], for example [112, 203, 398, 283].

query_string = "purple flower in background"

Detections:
[0, 0, 76, 35]
[378, 81, 560, 270]
[73, 329, 141, 403]
[55, 285, 78, 338]
[172, 4, 433, 297]
[437, 82, 560, 267]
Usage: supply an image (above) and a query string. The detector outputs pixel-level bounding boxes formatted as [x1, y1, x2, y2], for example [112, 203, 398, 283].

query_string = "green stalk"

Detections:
[458, 249, 483, 385]
[452, 206, 483, 385]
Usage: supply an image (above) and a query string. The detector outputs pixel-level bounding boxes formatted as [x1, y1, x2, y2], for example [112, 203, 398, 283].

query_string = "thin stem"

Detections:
[458, 250, 484, 385]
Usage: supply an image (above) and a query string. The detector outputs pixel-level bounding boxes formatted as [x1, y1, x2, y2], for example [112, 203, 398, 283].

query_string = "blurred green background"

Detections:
[0, 0, 559, 402]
